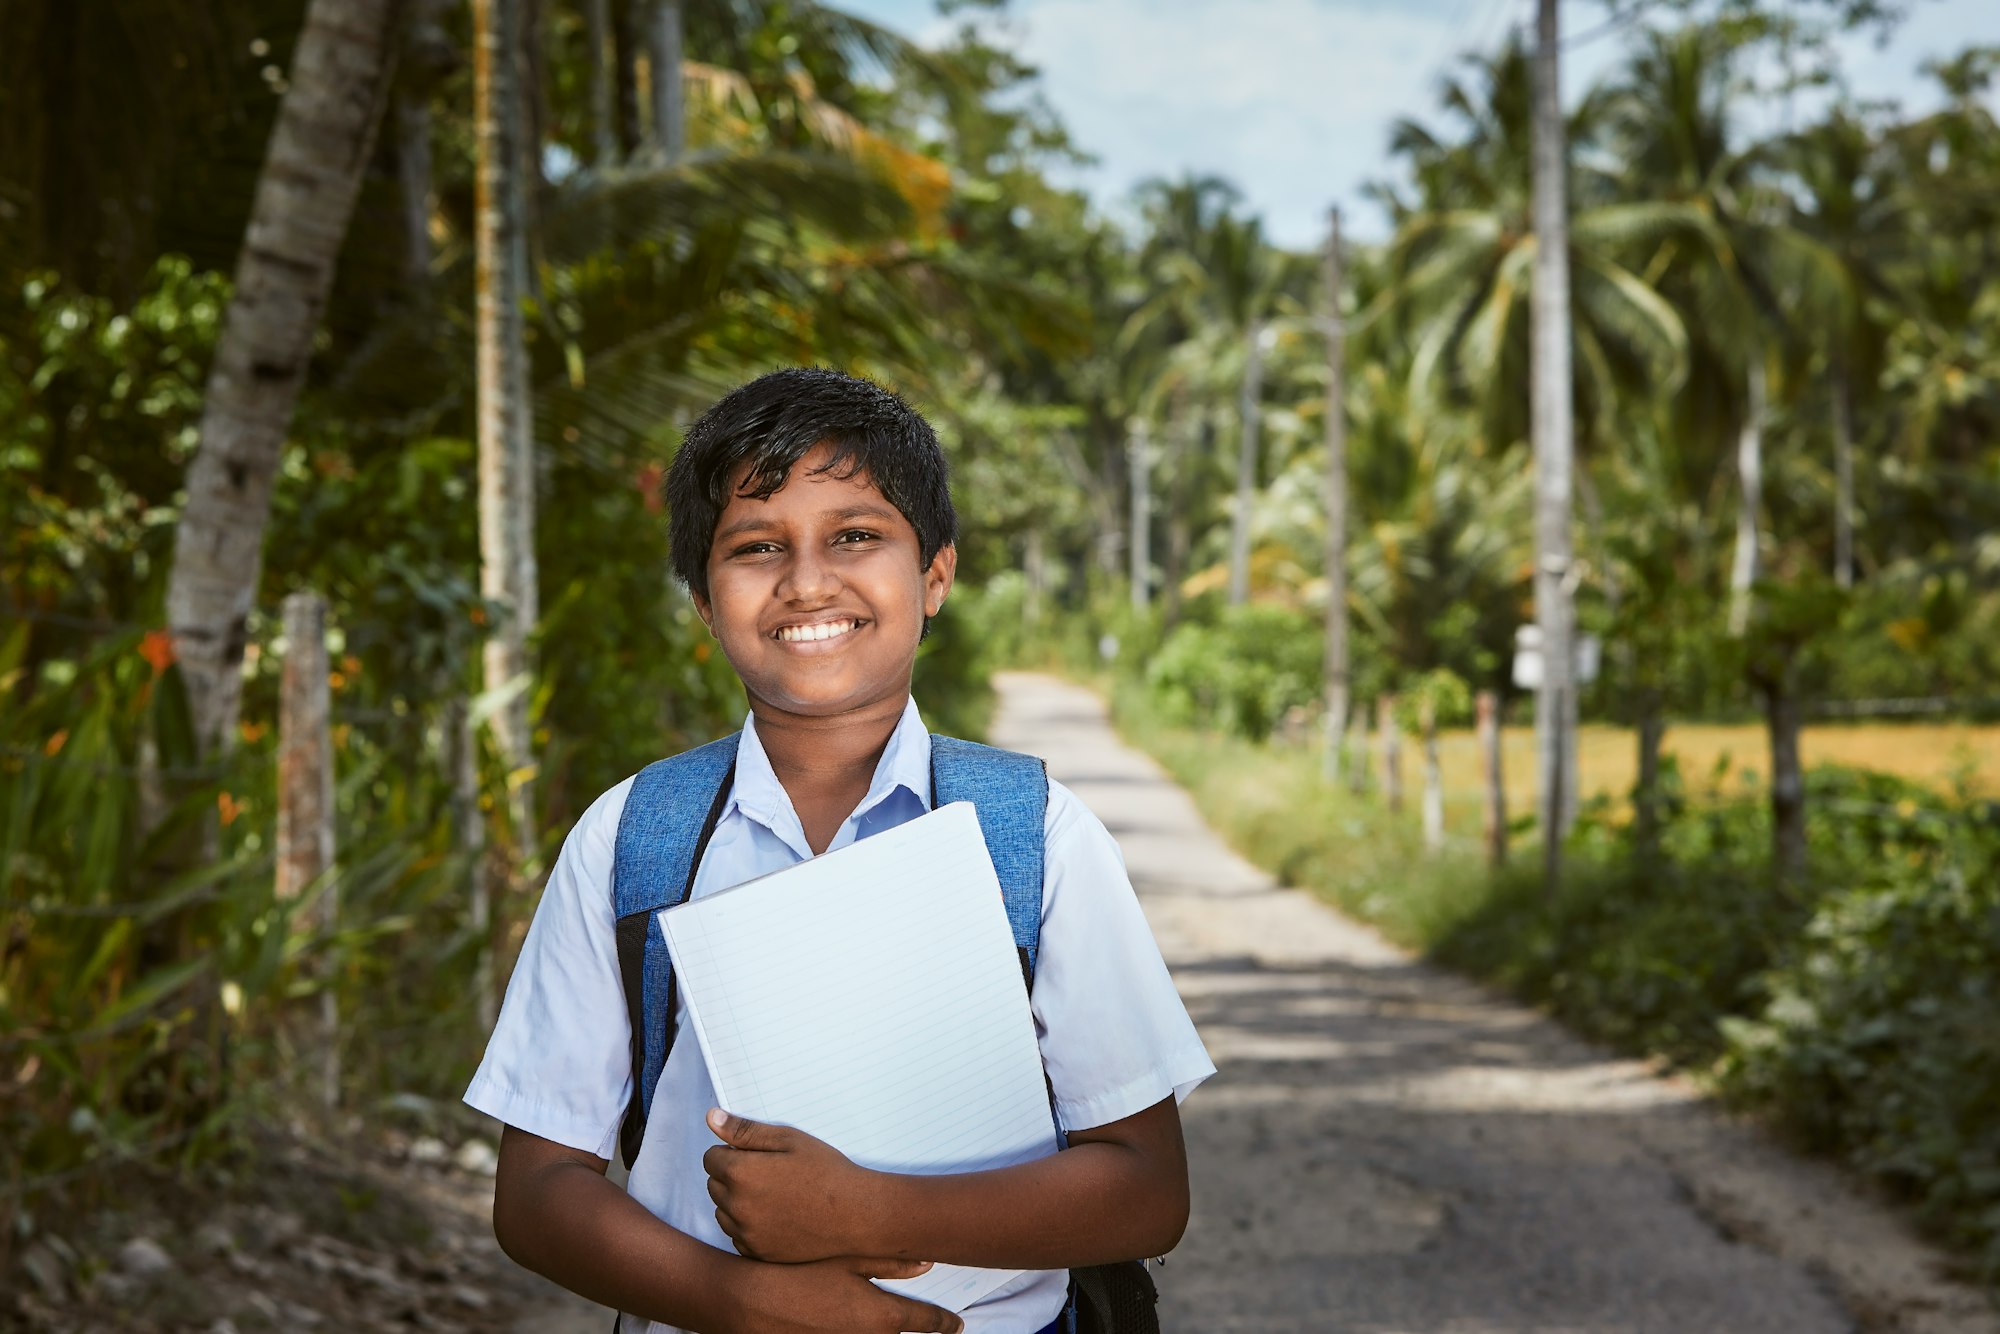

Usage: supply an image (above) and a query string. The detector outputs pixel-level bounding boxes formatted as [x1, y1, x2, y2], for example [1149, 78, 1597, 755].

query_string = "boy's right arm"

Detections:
[492, 1125, 963, 1334]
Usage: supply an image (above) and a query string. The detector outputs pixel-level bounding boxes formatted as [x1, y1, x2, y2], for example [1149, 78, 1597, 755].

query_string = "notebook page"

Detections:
[659, 801, 1060, 1313]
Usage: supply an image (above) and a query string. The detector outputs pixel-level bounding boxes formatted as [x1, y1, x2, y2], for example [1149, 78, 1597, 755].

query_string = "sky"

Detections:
[836, 0, 2000, 248]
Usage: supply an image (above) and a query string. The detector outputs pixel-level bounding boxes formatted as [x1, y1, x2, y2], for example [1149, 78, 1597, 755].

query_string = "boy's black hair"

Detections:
[666, 367, 958, 603]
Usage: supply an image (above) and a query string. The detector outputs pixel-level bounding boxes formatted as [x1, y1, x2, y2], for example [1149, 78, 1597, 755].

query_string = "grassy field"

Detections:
[1333, 719, 2000, 833]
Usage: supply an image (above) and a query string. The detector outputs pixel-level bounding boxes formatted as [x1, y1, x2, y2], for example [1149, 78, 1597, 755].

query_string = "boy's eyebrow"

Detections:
[712, 503, 902, 544]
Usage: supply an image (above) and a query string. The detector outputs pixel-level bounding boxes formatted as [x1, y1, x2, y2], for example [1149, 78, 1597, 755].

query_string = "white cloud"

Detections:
[1012, 0, 1484, 246]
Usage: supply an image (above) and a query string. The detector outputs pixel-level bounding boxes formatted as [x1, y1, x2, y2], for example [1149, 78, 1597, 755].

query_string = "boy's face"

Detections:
[694, 444, 954, 722]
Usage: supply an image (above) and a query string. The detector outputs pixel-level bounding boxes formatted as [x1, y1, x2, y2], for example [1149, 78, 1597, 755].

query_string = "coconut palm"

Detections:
[1370, 38, 1690, 460]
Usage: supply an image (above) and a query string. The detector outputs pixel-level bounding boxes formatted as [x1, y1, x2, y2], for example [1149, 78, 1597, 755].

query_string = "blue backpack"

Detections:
[608, 730, 1159, 1334]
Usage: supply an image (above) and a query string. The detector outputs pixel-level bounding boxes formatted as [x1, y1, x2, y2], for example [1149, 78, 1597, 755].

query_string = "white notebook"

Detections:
[658, 801, 1061, 1313]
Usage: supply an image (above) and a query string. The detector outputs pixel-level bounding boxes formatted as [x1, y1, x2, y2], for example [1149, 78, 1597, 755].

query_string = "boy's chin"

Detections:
[745, 675, 910, 721]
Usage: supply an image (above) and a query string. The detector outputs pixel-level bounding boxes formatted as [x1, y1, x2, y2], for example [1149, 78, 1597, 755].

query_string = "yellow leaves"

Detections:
[1885, 616, 1930, 652]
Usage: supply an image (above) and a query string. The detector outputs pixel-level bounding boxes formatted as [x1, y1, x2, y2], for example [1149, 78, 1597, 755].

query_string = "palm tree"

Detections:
[165, 0, 407, 762]
[1604, 24, 1847, 880]
[1123, 176, 1296, 607]
[1372, 39, 1689, 462]
[1771, 108, 1903, 589]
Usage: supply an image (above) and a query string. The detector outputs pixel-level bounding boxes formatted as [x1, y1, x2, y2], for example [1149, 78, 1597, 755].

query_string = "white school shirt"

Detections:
[465, 697, 1214, 1334]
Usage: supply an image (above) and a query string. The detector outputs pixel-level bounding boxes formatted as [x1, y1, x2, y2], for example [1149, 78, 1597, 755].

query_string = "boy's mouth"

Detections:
[773, 617, 863, 644]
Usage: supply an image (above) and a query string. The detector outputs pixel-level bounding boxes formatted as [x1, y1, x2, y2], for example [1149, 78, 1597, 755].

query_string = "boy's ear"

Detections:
[691, 590, 715, 633]
[924, 543, 957, 618]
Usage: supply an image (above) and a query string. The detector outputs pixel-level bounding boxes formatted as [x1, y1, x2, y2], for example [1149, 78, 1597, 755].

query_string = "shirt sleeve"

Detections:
[1031, 780, 1215, 1133]
[463, 776, 636, 1161]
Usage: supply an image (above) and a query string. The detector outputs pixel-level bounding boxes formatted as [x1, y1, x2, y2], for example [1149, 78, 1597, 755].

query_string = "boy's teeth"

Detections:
[777, 619, 857, 642]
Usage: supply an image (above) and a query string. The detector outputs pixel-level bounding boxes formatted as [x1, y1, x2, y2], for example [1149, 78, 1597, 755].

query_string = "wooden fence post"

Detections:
[1421, 697, 1443, 851]
[1347, 699, 1370, 795]
[447, 696, 496, 1030]
[1379, 694, 1403, 814]
[278, 591, 338, 1113]
[1478, 689, 1507, 867]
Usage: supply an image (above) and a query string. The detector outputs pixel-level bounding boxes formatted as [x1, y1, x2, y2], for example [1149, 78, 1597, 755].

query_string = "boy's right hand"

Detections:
[724, 1255, 964, 1334]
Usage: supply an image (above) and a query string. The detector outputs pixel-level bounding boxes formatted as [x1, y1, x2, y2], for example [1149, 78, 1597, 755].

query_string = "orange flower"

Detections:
[634, 462, 667, 514]
[139, 630, 177, 675]
[43, 729, 68, 756]
[217, 791, 243, 826]
[693, 641, 711, 663]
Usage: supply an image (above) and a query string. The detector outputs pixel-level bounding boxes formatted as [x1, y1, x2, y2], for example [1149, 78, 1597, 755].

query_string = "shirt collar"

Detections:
[731, 697, 932, 840]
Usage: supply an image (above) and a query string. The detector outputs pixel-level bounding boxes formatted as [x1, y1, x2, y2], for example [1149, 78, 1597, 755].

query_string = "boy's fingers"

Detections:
[707, 1106, 785, 1150]
[886, 1297, 962, 1334]
[851, 1257, 932, 1281]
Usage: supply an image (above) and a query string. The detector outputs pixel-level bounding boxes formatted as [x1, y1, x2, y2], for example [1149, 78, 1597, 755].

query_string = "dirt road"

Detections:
[990, 672, 1997, 1334]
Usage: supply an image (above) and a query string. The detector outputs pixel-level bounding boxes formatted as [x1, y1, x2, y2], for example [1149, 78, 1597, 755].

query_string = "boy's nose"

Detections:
[776, 547, 841, 603]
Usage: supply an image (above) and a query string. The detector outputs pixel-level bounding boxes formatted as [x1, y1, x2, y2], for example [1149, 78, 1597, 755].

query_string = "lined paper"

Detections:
[659, 801, 1059, 1313]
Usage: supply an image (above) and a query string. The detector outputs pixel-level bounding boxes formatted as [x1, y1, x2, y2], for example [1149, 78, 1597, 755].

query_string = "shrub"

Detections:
[1144, 603, 1321, 739]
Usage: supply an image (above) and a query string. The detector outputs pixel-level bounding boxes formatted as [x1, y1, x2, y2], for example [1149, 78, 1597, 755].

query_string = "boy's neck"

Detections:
[749, 692, 910, 848]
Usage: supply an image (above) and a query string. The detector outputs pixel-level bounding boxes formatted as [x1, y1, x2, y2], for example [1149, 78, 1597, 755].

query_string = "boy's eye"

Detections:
[730, 540, 780, 557]
[833, 529, 879, 545]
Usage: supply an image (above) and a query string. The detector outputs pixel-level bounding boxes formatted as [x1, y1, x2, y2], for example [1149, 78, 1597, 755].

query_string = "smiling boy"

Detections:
[465, 368, 1213, 1334]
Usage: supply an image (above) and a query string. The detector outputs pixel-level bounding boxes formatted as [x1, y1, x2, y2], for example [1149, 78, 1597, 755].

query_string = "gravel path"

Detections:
[990, 671, 1998, 1334]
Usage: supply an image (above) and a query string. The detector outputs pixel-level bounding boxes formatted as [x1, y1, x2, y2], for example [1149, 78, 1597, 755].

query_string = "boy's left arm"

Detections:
[703, 1095, 1189, 1270]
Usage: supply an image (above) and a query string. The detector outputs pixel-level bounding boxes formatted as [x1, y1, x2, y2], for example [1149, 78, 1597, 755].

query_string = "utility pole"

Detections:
[1129, 418, 1152, 612]
[1228, 322, 1271, 606]
[1531, 0, 1578, 891]
[1322, 207, 1350, 784]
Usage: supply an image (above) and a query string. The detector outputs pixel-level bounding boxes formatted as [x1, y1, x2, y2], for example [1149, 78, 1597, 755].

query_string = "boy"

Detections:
[465, 368, 1214, 1334]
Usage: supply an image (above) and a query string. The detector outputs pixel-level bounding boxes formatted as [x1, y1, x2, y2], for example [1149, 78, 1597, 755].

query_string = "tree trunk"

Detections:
[1163, 401, 1194, 628]
[1729, 356, 1766, 636]
[1379, 694, 1403, 815]
[1762, 670, 1807, 885]
[648, 0, 684, 163]
[1421, 698, 1443, 852]
[1833, 362, 1855, 589]
[164, 0, 404, 761]
[1228, 323, 1266, 606]
[1322, 207, 1350, 785]
[1633, 688, 1666, 856]
[584, 0, 617, 166]
[1478, 690, 1507, 867]
[1531, 0, 1577, 893]
[1128, 418, 1151, 612]
[611, 0, 642, 158]
[397, 0, 455, 287]
[475, 0, 539, 850]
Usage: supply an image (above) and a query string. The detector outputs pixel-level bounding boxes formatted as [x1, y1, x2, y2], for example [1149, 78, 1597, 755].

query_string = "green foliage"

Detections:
[1123, 699, 2000, 1289]
[1718, 794, 2000, 1283]
[1145, 604, 1322, 739]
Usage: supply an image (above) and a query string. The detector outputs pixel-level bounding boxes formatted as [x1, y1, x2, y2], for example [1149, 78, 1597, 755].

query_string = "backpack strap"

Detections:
[930, 735, 1049, 973]
[611, 731, 741, 1169]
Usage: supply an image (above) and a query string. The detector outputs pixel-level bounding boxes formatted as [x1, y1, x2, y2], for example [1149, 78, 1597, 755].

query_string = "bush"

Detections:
[1145, 603, 1321, 739]
[1111, 700, 2000, 1290]
[1719, 800, 2000, 1283]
